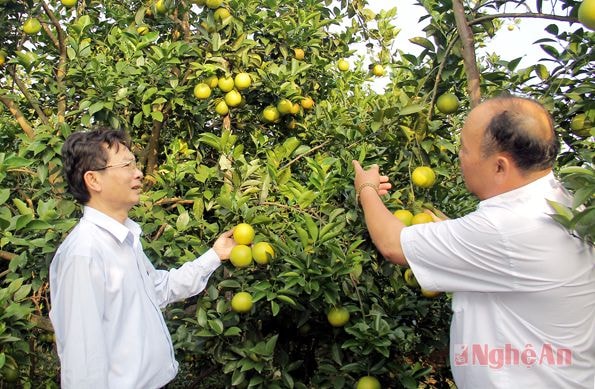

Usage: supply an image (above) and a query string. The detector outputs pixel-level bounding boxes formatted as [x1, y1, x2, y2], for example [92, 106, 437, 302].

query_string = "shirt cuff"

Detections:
[198, 248, 223, 272]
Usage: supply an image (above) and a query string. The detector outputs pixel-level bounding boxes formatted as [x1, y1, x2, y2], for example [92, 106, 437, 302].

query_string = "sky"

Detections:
[357, 0, 574, 91]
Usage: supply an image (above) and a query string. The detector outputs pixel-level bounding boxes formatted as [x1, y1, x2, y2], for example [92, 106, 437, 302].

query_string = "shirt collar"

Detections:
[479, 171, 557, 207]
[82, 206, 142, 244]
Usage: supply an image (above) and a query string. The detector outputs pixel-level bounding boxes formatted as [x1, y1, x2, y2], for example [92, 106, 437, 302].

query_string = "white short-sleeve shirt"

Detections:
[401, 173, 595, 388]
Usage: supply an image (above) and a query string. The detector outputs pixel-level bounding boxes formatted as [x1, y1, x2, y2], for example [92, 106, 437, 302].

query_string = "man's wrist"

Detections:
[356, 182, 379, 205]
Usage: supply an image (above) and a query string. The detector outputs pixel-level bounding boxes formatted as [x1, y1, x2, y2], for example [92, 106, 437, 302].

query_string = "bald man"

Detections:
[353, 96, 594, 388]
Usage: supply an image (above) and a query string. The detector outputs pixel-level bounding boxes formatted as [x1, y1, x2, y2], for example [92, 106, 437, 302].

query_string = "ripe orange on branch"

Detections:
[436, 93, 460, 114]
[411, 166, 436, 188]
[233, 223, 255, 244]
[231, 292, 253, 313]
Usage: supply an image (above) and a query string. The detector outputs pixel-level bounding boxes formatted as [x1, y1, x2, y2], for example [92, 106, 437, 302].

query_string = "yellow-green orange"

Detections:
[421, 289, 442, 298]
[137, 25, 149, 35]
[337, 59, 349, 71]
[578, 0, 595, 30]
[277, 99, 293, 115]
[230, 244, 253, 268]
[155, 0, 167, 13]
[206, 0, 223, 9]
[234, 72, 251, 90]
[218, 76, 234, 92]
[404, 268, 418, 287]
[231, 292, 253, 313]
[411, 213, 433, 225]
[356, 376, 381, 389]
[193, 83, 211, 99]
[215, 100, 229, 115]
[214, 7, 230, 21]
[233, 223, 255, 244]
[23, 18, 42, 35]
[294, 48, 305, 60]
[205, 75, 218, 88]
[436, 93, 460, 114]
[327, 307, 350, 327]
[61, 0, 77, 7]
[393, 209, 414, 226]
[224, 90, 242, 107]
[263, 106, 280, 123]
[372, 64, 384, 76]
[0, 52, 5, 66]
[411, 166, 436, 188]
[252, 242, 274, 265]
[301, 97, 314, 110]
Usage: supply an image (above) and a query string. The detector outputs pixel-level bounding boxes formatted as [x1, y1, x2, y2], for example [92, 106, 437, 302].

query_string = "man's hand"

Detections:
[213, 229, 236, 261]
[352, 160, 392, 197]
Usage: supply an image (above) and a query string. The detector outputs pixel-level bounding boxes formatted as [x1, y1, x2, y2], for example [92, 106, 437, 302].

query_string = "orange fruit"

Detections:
[234, 72, 251, 90]
[411, 213, 433, 225]
[436, 93, 460, 114]
[411, 166, 436, 188]
[372, 64, 384, 76]
[337, 59, 349, 72]
[327, 306, 350, 327]
[277, 99, 293, 115]
[218, 76, 234, 92]
[252, 242, 274, 265]
[578, 0, 595, 30]
[231, 291, 253, 313]
[393, 209, 414, 226]
[215, 100, 229, 115]
[23, 18, 42, 35]
[356, 375, 381, 389]
[193, 83, 211, 99]
[301, 97, 314, 110]
[224, 90, 242, 107]
[263, 106, 280, 123]
[230, 244, 253, 268]
[233, 223, 255, 244]
[294, 48, 305, 60]
[421, 289, 442, 298]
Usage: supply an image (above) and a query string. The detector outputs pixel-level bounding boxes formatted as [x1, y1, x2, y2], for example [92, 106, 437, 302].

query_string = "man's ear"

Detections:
[83, 171, 102, 194]
[494, 154, 512, 181]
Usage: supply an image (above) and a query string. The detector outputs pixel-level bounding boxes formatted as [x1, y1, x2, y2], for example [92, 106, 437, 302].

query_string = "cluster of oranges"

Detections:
[228, 223, 275, 314]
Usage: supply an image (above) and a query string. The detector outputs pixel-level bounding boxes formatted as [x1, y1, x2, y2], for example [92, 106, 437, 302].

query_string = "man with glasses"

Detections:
[49, 128, 236, 388]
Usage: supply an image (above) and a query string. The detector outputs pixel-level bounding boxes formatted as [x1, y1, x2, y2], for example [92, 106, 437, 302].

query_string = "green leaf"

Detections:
[0, 189, 9, 205]
[408, 36, 434, 51]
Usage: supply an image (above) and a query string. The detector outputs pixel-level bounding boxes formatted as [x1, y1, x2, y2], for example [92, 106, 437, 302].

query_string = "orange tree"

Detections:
[0, 0, 592, 387]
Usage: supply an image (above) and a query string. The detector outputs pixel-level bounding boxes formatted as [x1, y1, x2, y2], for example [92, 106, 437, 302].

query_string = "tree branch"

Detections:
[0, 250, 17, 261]
[41, 0, 68, 124]
[453, 0, 481, 107]
[7, 65, 50, 125]
[469, 12, 577, 26]
[0, 95, 35, 139]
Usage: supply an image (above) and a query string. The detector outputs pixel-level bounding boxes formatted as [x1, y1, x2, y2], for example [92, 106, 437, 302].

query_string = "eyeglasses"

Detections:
[92, 158, 138, 172]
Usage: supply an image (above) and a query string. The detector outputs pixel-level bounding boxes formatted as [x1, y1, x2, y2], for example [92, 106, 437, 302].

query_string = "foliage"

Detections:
[0, 0, 592, 387]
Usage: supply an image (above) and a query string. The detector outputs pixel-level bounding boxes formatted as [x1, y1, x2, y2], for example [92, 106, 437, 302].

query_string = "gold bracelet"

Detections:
[355, 182, 379, 204]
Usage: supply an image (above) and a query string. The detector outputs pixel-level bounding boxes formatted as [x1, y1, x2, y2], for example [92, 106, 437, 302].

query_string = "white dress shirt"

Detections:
[49, 206, 222, 388]
[401, 173, 595, 388]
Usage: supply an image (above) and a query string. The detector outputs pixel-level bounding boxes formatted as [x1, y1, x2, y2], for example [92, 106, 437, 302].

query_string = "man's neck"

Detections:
[85, 200, 129, 224]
